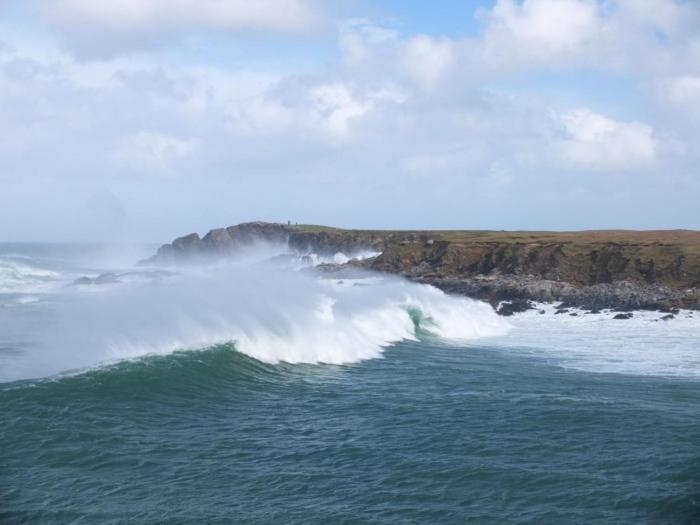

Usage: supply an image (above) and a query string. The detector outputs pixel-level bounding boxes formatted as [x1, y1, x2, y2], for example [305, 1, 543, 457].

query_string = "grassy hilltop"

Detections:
[291, 225, 700, 289]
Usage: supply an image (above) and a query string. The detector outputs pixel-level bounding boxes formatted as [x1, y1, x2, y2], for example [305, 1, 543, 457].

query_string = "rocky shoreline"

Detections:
[141, 222, 700, 315]
[410, 276, 694, 316]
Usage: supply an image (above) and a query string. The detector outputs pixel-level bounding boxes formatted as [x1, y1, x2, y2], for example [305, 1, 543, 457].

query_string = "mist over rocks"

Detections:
[71, 270, 175, 287]
[142, 222, 293, 264]
[142, 222, 443, 265]
[141, 222, 700, 313]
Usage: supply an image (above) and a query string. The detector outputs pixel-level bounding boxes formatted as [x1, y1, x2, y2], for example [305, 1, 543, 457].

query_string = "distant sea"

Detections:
[1, 243, 698, 524]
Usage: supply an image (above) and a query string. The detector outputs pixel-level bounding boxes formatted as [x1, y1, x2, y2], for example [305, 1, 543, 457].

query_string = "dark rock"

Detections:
[201, 228, 232, 250]
[172, 232, 201, 250]
[417, 275, 699, 315]
[72, 273, 120, 286]
[497, 299, 534, 316]
[613, 313, 633, 320]
[94, 273, 120, 284]
[569, 312, 579, 316]
[555, 308, 569, 315]
[72, 270, 172, 287]
[659, 314, 675, 321]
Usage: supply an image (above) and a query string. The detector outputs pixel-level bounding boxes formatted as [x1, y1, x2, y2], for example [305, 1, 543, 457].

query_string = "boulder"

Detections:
[613, 313, 633, 320]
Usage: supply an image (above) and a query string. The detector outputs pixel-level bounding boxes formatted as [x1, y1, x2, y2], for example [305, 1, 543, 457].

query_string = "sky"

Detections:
[0, 0, 699, 242]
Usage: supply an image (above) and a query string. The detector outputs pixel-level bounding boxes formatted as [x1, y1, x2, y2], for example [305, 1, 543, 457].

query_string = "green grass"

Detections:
[293, 224, 700, 251]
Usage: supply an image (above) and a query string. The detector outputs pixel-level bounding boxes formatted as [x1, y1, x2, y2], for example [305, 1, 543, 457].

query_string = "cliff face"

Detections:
[142, 223, 700, 311]
[362, 236, 700, 311]
[356, 231, 700, 310]
[366, 235, 700, 289]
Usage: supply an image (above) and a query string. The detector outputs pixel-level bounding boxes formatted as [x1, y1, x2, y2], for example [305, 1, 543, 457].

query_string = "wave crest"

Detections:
[0, 257, 60, 293]
[1, 265, 508, 381]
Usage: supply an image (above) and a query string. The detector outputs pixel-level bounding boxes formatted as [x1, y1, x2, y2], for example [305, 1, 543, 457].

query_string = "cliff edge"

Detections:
[142, 222, 700, 312]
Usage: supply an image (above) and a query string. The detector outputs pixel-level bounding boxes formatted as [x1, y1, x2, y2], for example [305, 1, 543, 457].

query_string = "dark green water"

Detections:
[2, 341, 698, 524]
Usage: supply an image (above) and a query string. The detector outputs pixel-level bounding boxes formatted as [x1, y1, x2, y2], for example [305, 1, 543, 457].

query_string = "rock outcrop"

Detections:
[355, 230, 700, 311]
[141, 222, 293, 264]
[141, 222, 700, 312]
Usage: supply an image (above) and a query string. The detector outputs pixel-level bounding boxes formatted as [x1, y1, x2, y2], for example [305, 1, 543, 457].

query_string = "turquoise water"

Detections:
[2, 341, 699, 524]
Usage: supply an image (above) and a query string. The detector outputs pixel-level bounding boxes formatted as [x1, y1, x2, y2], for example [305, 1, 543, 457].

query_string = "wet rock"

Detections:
[419, 275, 699, 314]
[94, 273, 120, 284]
[497, 299, 534, 316]
[613, 313, 633, 320]
[72, 273, 120, 286]
[659, 314, 675, 321]
[72, 270, 170, 287]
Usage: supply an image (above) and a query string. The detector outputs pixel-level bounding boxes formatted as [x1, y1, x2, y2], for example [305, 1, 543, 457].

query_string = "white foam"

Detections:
[4, 245, 697, 382]
[0, 265, 508, 381]
[290, 250, 382, 268]
[0, 258, 60, 293]
[489, 303, 700, 378]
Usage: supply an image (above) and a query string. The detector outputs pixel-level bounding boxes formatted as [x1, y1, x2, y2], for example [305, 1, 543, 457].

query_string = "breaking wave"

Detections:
[293, 250, 382, 267]
[0, 257, 60, 293]
[0, 263, 508, 382]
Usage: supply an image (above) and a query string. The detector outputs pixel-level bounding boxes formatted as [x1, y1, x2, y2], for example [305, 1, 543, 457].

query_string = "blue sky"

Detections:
[0, 0, 699, 241]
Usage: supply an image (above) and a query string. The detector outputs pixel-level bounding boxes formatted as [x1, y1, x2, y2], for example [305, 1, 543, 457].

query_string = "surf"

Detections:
[0, 256, 61, 293]
[0, 258, 509, 383]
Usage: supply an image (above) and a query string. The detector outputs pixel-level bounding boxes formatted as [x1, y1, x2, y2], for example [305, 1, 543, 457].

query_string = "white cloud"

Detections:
[660, 75, 700, 119]
[37, 0, 329, 58]
[0, 0, 699, 240]
[399, 36, 455, 92]
[474, 0, 700, 78]
[114, 131, 197, 177]
[338, 20, 399, 68]
[556, 108, 656, 170]
[482, 0, 601, 67]
[309, 83, 370, 139]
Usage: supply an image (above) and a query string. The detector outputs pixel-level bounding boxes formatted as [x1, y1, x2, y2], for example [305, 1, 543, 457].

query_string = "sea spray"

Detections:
[0, 261, 509, 382]
[0, 257, 60, 293]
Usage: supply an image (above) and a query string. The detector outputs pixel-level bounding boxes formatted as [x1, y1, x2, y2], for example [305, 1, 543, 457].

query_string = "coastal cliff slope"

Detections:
[142, 222, 700, 312]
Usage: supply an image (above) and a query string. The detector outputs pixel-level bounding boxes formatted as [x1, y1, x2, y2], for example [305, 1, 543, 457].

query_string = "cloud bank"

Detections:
[0, 0, 698, 241]
[38, 0, 330, 58]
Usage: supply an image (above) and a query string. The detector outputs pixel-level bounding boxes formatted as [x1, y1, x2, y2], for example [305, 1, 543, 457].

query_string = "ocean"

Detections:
[1, 243, 698, 524]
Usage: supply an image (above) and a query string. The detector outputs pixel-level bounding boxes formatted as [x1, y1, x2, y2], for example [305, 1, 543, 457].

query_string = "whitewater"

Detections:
[0, 244, 510, 382]
[1, 243, 699, 382]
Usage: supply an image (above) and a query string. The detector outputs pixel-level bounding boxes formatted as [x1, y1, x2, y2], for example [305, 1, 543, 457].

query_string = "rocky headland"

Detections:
[141, 222, 700, 314]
